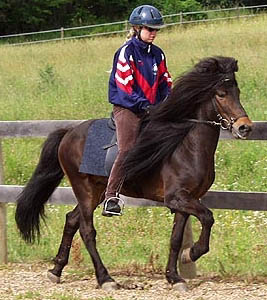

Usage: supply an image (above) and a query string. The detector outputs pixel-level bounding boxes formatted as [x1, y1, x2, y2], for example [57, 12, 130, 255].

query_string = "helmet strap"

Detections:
[133, 26, 152, 45]
[132, 26, 141, 40]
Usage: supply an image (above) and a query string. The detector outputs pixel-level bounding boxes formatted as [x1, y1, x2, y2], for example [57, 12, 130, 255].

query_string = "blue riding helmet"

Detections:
[129, 5, 165, 29]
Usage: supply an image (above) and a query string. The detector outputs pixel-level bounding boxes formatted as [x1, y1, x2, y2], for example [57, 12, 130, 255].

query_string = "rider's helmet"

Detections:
[129, 5, 165, 29]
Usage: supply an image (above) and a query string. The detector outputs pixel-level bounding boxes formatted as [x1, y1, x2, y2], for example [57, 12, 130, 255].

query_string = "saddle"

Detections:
[79, 116, 118, 177]
[79, 112, 148, 177]
[103, 113, 118, 176]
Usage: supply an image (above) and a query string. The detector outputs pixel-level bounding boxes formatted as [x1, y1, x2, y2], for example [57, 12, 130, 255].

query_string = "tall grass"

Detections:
[0, 16, 266, 277]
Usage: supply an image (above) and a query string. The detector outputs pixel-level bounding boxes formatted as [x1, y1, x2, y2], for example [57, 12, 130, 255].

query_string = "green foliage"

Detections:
[38, 63, 60, 91]
[15, 291, 86, 300]
[197, 0, 267, 8]
[0, 0, 72, 34]
[158, 0, 202, 14]
[0, 0, 247, 36]
[2, 0, 267, 37]
[15, 291, 42, 299]
[199, 0, 238, 7]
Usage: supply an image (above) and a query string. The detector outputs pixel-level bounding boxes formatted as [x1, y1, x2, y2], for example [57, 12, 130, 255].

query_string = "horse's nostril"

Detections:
[239, 124, 251, 133]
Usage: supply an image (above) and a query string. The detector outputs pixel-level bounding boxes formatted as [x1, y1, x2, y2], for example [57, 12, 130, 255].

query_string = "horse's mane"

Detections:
[124, 56, 238, 180]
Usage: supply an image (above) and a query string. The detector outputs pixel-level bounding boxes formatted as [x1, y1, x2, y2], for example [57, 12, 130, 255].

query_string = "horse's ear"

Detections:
[210, 59, 220, 73]
[234, 60, 239, 72]
[196, 57, 219, 73]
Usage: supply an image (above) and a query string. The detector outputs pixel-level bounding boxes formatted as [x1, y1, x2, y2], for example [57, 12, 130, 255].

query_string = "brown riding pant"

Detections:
[105, 105, 141, 199]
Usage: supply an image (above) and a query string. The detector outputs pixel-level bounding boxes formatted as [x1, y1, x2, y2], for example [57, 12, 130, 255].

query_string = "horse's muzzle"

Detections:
[231, 117, 253, 139]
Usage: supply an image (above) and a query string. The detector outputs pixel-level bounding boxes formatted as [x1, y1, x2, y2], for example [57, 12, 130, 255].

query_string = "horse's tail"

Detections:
[15, 128, 69, 243]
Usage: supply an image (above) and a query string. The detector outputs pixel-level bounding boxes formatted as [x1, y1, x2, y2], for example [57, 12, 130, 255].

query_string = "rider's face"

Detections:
[140, 26, 159, 43]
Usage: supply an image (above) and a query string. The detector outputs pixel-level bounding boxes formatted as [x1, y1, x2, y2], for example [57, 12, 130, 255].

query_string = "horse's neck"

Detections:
[196, 98, 218, 124]
[191, 100, 221, 153]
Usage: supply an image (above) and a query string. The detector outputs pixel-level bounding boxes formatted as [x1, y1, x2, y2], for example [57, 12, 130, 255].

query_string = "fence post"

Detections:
[61, 27, 64, 39]
[0, 140, 7, 264]
[236, 6, 240, 18]
[180, 12, 183, 25]
[179, 217, 197, 278]
[124, 20, 128, 32]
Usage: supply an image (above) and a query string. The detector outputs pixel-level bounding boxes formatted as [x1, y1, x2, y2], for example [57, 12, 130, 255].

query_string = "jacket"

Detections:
[108, 37, 172, 113]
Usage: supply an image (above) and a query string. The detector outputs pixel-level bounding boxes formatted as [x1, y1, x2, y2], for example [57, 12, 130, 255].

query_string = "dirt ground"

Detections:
[0, 263, 266, 300]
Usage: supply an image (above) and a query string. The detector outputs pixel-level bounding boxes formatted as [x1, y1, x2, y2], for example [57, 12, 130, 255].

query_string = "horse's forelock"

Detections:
[195, 56, 238, 75]
[195, 57, 219, 74]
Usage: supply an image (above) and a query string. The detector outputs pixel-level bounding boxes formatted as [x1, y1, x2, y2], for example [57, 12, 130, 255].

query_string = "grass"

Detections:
[0, 15, 266, 278]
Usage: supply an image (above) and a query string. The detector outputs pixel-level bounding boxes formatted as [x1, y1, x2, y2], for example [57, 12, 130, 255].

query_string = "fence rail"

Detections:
[0, 120, 267, 139]
[0, 185, 266, 211]
[1, 5, 267, 46]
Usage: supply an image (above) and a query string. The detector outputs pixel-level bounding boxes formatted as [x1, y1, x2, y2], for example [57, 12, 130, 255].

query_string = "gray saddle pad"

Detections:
[79, 118, 115, 176]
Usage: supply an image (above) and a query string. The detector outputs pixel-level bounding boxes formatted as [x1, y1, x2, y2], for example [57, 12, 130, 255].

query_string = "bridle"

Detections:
[185, 98, 236, 131]
[184, 77, 246, 131]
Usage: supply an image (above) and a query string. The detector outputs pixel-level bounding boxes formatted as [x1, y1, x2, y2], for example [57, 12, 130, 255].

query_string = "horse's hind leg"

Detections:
[48, 205, 80, 283]
[166, 212, 189, 292]
[70, 177, 118, 290]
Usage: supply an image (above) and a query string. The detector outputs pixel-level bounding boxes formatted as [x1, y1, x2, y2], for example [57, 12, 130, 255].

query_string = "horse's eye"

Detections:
[216, 91, 227, 98]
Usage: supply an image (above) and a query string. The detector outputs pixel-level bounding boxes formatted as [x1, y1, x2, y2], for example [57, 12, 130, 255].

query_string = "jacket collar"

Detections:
[132, 37, 151, 53]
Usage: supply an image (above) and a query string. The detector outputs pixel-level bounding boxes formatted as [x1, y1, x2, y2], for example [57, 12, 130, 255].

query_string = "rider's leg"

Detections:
[102, 105, 141, 217]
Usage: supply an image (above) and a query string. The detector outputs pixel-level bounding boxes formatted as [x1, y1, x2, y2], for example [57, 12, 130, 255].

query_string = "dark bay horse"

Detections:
[15, 56, 252, 291]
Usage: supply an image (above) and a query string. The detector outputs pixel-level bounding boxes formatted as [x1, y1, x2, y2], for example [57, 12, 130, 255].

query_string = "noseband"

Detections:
[211, 97, 237, 130]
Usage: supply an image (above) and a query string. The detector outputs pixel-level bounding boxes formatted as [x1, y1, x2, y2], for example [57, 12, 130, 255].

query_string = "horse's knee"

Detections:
[164, 195, 183, 213]
[79, 222, 96, 242]
[66, 213, 79, 229]
[65, 207, 80, 231]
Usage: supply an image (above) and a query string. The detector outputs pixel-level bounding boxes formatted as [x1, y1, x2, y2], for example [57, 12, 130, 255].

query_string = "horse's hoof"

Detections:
[181, 248, 193, 264]
[102, 281, 119, 291]
[47, 271, 60, 284]
[173, 282, 188, 292]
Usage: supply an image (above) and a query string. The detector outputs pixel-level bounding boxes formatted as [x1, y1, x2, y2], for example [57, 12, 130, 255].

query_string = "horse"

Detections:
[15, 56, 253, 292]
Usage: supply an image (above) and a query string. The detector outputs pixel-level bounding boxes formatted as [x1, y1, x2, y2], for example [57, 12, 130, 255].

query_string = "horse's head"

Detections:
[201, 57, 253, 139]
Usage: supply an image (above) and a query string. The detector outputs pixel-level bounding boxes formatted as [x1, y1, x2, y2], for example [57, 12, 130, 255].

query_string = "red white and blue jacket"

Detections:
[108, 37, 172, 113]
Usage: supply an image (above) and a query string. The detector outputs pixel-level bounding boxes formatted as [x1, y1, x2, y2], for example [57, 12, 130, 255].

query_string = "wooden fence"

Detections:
[2, 5, 267, 46]
[0, 120, 266, 278]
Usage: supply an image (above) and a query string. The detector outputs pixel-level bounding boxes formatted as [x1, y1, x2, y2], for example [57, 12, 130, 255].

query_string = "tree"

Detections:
[198, 0, 267, 7]
[0, 0, 73, 34]
[156, 0, 202, 14]
[1, 0, 266, 35]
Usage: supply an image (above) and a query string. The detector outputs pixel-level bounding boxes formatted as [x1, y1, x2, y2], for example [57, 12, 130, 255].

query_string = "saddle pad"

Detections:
[79, 118, 114, 176]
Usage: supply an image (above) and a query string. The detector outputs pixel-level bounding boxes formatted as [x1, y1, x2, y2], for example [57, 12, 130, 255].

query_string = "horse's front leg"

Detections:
[166, 211, 189, 292]
[165, 190, 214, 264]
[48, 205, 80, 283]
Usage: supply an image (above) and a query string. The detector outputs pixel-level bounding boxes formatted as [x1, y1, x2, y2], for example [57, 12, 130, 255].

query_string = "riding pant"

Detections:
[104, 105, 142, 200]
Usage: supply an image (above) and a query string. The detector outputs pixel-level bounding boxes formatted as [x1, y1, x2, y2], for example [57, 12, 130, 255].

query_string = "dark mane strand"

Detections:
[123, 56, 238, 180]
[150, 56, 238, 123]
[124, 121, 194, 180]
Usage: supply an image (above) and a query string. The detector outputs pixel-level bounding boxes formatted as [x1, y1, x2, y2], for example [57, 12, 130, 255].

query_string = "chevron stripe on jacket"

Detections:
[108, 37, 172, 113]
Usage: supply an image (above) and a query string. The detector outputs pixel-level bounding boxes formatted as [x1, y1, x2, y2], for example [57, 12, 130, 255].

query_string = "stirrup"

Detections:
[103, 195, 125, 216]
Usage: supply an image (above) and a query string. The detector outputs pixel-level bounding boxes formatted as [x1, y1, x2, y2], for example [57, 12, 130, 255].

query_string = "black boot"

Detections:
[102, 197, 122, 217]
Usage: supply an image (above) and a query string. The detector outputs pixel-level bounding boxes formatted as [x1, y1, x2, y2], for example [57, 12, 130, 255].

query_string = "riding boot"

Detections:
[102, 152, 126, 217]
